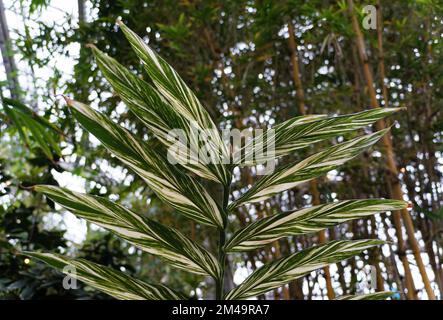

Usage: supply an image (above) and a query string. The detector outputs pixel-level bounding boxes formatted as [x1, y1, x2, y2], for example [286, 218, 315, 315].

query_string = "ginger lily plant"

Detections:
[24, 21, 406, 300]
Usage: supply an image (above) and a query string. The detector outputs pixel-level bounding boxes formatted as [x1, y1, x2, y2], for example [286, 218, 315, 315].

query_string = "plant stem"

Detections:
[215, 228, 225, 299]
[216, 183, 230, 300]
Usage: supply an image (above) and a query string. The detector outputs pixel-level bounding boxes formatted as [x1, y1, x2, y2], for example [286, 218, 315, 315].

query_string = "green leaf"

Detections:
[35, 185, 221, 279]
[335, 291, 394, 300]
[65, 98, 223, 227]
[2, 101, 62, 160]
[19, 114, 59, 160]
[23, 252, 186, 300]
[414, 203, 443, 220]
[3, 98, 62, 134]
[225, 199, 407, 252]
[230, 129, 389, 209]
[2, 103, 31, 147]
[90, 46, 229, 184]
[234, 108, 402, 165]
[117, 21, 230, 185]
[226, 239, 384, 300]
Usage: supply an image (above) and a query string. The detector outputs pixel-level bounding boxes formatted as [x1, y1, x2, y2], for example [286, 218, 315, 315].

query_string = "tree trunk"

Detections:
[78, 0, 85, 24]
[0, 0, 20, 99]
[288, 21, 335, 300]
[347, 0, 436, 300]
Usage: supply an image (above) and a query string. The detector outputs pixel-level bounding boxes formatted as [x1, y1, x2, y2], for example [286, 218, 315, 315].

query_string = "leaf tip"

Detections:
[85, 43, 97, 50]
[61, 95, 74, 107]
[386, 106, 406, 113]
[115, 17, 124, 26]
[19, 184, 35, 191]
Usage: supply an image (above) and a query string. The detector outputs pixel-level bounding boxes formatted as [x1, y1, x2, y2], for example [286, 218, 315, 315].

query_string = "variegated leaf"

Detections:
[65, 98, 224, 227]
[225, 199, 406, 252]
[229, 129, 389, 209]
[90, 46, 228, 184]
[336, 292, 393, 300]
[117, 21, 230, 186]
[225, 239, 383, 300]
[234, 108, 402, 165]
[35, 185, 221, 279]
[23, 252, 186, 300]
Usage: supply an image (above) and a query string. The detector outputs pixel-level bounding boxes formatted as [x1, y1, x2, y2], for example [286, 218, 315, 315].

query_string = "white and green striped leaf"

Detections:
[336, 292, 394, 300]
[35, 185, 221, 279]
[230, 129, 389, 209]
[234, 108, 401, 165]
[23, 252, 186, 300]
[117, 21, 230, 185]
[90, 46, 228, 184]
[225, 199, 406, 252]
[65, 98, 223, 227]
[225, 239, 383, 300]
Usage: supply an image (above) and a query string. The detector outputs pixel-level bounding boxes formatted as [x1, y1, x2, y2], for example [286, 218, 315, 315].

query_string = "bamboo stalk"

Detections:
[347, 0, 436, 299]
[288, 21, 335, 300]
[0, 0, 20, 99]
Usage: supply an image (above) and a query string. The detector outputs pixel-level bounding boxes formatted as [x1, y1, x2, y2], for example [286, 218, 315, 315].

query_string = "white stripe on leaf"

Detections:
[225, 239, 383, 300]
[234, 108, 402, 165]
[336, 292, 394, 300]
[35, 185, 221, 279]
[117, 22, 230, 186]
[23, 252, 186, 300]
[64, 97, 224, 228]
[230, 129, 389, 209]
[225, 199, 406, 252]
[90, 46, 229, 184]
